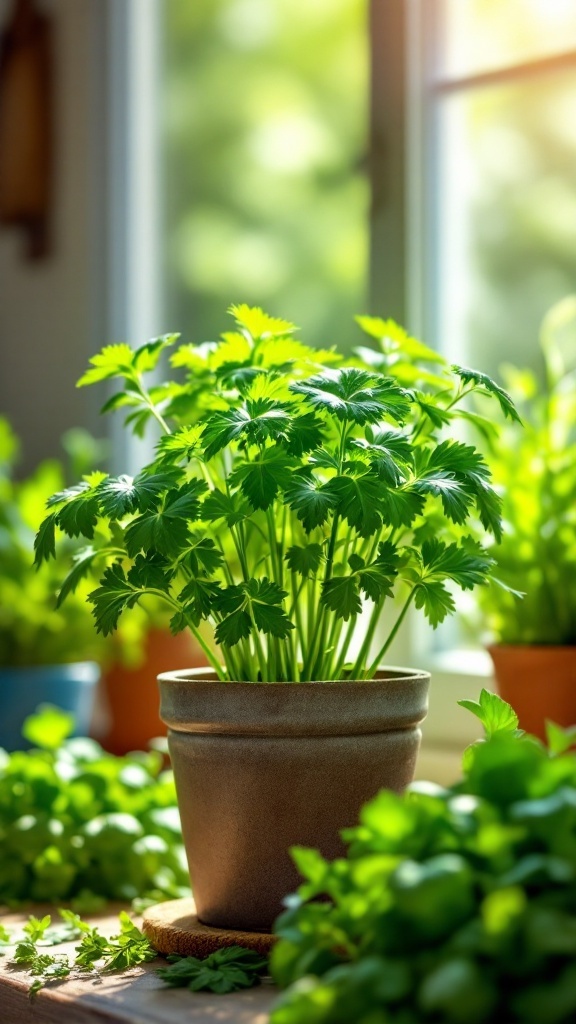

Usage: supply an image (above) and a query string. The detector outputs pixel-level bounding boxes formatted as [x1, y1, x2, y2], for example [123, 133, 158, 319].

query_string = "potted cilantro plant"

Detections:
[475, 297, 576, 739]
[36, 305, 516, 930]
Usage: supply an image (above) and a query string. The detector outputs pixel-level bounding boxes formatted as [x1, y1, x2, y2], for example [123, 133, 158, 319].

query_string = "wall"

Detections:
[0, 0, 102, 474]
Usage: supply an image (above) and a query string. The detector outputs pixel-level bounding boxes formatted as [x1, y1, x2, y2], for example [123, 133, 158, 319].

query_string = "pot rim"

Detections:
[487, 644, 576, 654]
[158, 665, 430, 687]
[158, 665, 430, 736]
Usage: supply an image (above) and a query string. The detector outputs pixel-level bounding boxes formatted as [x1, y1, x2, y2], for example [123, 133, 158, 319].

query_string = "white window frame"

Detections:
[97, 0, 163, 475]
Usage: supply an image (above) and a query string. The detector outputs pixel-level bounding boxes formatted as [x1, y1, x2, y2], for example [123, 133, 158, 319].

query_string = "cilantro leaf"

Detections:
[185, 534, 224, 576]
[350, 428, 413, 486]
[127, 552, 172, 591]
[285, 474, 337, 532]
[413, 579, 456, 627]
[285, 413, 326, 457]
[201, 488, 249, 526]
[98, 475, 139, 518]
[413, 473, 473, 525]
[47, 481, 100, 539]
[243, 578, 294, 638]
[77, 344, 135, 387]
[355, 558, 397, 603]
[202, 401, 292, 461]
[56, 545, 98, 606]
[421, 538, 493, 590]
[130, 469, 184, 512]
[155, 426, 204, 465]
[214, 579, 293, 645]
[215, 608, 252, 647]
[291, 367, 411, 425]
[229, 303, 296, 339]
[34, 513, 57, 565]
[89, 564, 141, 634]
[124, 482, 205, 558]
[285, 543, 323, 577]
[324, 475, 383, 537]
[178, 578, 222, 625]
[230, 449, 295, 511]
[321, 575, 362, 621]
[452, 365, 522, 423]
[381, 486, 426, 530]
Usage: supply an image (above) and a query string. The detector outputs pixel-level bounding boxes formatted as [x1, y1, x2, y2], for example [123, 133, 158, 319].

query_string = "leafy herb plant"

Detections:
[474, 296, 576, 645]
[270, 694, 576, 1024]
[0, 706, 189, 905]
[36, 306, 518, 681]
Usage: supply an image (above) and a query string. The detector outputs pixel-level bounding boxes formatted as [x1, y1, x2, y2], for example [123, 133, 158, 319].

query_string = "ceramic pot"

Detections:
[159, 667, 429, 932]
[100, 630, 206, 755]
[488, 644, 576, 741]
[0, 661, 99, 750]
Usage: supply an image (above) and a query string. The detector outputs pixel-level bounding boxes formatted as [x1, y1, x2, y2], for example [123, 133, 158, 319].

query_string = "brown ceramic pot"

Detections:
[488, 644, 576, 741]
[159, 667, 429, 932]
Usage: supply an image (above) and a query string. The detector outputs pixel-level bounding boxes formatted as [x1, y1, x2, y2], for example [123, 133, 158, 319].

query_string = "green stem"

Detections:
[143, 588, 225, 679]
[349, 599, 385, 680]
[132, 378, 171, 434]
[331, 615, 358, 680]
[308, 515, 340, 679]
[364, 589, 416, 680]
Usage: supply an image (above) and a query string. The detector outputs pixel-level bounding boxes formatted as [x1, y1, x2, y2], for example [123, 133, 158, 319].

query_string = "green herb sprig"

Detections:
[6, 910, 155, 999]
[36, 306, 518, 681]
[157, 945, 269, 994]
[270, 694, 576, 1024]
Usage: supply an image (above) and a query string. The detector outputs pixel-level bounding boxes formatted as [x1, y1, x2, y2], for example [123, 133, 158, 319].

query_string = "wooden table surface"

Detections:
[0, 907, 276, 1024]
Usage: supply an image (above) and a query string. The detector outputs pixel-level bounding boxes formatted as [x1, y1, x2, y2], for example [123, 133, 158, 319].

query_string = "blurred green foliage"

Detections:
[162, 0, 368, 350]
[270, 693, 576, 1024]
[0, 705, 189, 905]
[475, 297, 576, 644]
[0, 419, 111, 667]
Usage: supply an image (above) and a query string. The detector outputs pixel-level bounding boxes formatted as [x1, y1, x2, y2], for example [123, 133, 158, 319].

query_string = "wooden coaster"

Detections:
[142, 897, 277, 958]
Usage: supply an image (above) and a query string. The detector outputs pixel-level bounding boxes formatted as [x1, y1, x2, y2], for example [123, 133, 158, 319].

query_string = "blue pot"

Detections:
[0, 662, 100, 750]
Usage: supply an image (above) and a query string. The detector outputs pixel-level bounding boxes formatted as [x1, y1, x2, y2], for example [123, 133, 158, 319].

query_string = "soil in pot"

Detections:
[488, 644, 576, 741]
[159, 667, 429, 933]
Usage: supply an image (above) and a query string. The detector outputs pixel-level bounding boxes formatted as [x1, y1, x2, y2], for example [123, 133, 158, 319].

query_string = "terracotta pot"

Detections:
[488, 644, 576, 741]
[100, 630, 206, 755]
[159, 667, 429, 932]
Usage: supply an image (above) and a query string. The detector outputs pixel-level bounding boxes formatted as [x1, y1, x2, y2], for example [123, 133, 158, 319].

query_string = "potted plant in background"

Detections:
[475, 296, 576, 739]
[36, 305, 516, 930]
[0, 418, 103, 749]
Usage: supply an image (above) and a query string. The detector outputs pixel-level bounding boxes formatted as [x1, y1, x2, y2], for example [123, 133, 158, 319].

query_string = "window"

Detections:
[404, 0, 576, 772]
[102, 1, 576, 774]
[161, 0, 369, 352]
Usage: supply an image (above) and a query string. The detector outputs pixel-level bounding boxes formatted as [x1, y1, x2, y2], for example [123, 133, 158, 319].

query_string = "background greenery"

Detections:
[162, 0, 368, 351]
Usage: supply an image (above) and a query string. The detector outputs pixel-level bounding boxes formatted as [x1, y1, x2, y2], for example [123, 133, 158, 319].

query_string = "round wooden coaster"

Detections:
[142, 898, 277, 957]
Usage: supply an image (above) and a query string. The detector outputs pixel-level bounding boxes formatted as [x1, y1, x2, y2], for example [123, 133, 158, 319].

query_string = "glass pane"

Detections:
[161, 0, 368, 350]
[438, 0, 576, 80]
[435, 70, 576, 377]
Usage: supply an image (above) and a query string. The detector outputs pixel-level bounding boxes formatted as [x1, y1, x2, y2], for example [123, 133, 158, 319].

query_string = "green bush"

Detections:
[271, 694, 576, 1024]
[0, 707, 190, 906]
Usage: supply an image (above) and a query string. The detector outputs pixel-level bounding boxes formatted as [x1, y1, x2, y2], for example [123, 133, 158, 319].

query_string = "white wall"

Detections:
[0, 0, 103, 473]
